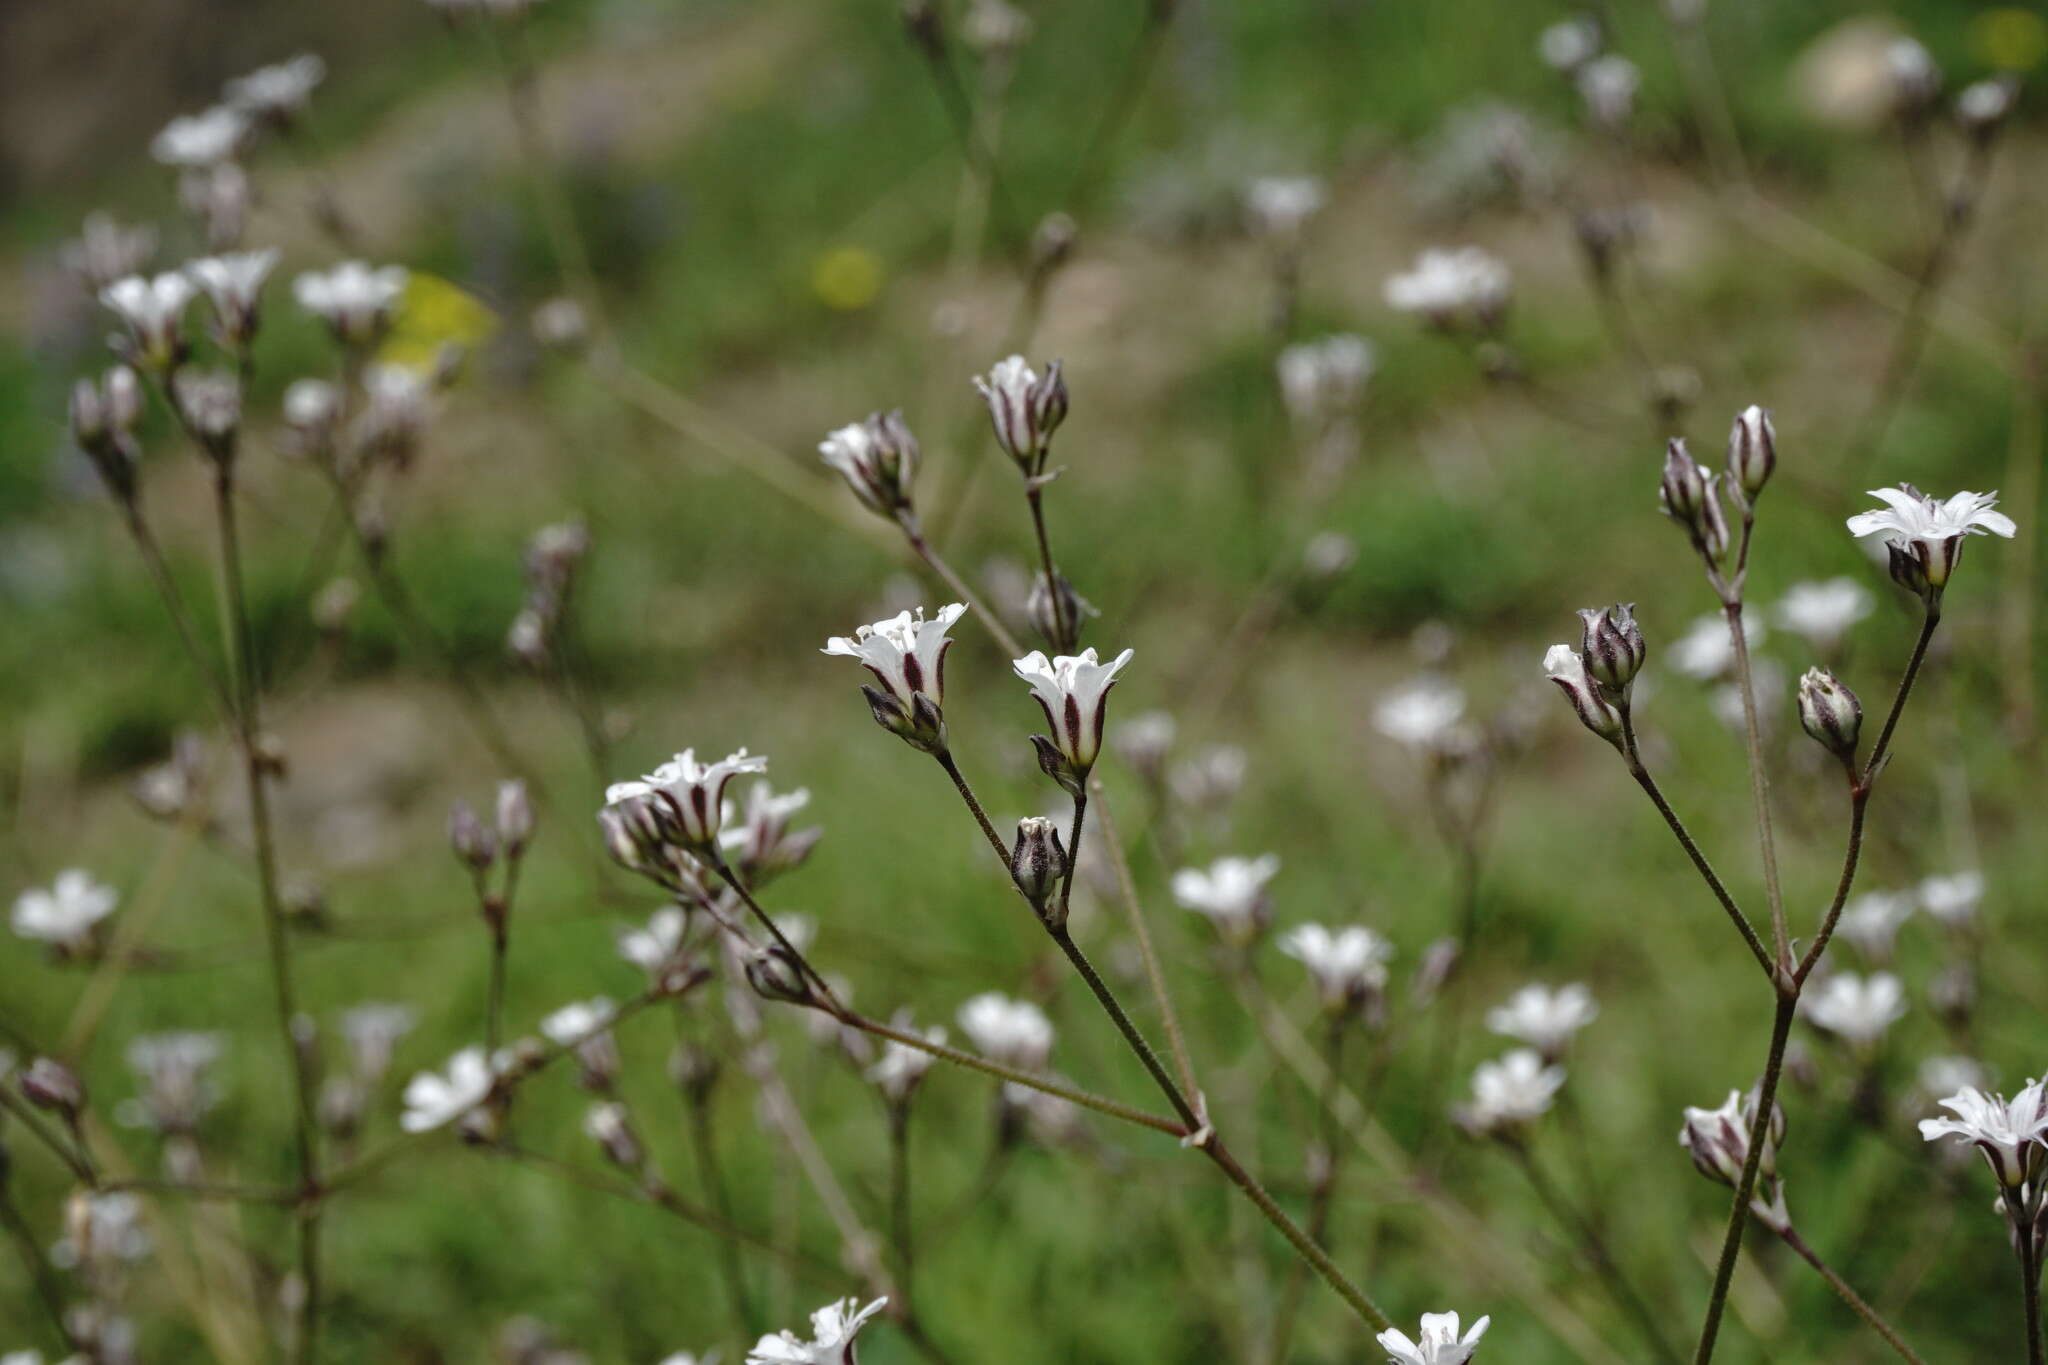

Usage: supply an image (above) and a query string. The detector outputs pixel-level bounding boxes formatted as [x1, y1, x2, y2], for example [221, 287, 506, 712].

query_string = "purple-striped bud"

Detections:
[1543, 644, 1622, 746]
[1576, 602, 1645, 691]
[1728, 404, 1776, 497]
[1796, 667, 1861, 763]
[1010, 817, 1069, 927]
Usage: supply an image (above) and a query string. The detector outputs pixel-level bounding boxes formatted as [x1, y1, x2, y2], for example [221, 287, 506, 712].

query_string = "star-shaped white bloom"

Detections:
[824, 604, 967, 709]
[294, 261, 409, 342]
[400, 1047, 497, 1133]
[1278, 923, 1394, 1008]
[1383, 247, 1511, 325]
[1461, 1049, 1563, 1134]
[605, 748, 768, 850]
[101, 272, 198, 355]
[1917, 870, 1983, 928]
[11, 869, 118, 951]
[1173, 855, 1279, 946]
[1847, 485, 2016, 588]
[187, 249, 281, 330]
[224, 54, 325, 118]
[1376, 1310, 1491, 1365]
[1373, 678, 1467, 750]
[1801, 970, 1905, 1047]
[1485, 983, 1597, 1059]
[747, 1295, 889, 1364]
[151, 106, 251, 167]
[1919, 1078, 2048, 1187]
[956, 993, 1053, 1070]
[540, 998, 614, 1046]
[1833, 890, 1914, 962]
[1013, 647, 1136, 772]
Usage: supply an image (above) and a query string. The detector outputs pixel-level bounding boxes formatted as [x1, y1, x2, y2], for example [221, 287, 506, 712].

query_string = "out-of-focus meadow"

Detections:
[3, 0, 2047, 1361]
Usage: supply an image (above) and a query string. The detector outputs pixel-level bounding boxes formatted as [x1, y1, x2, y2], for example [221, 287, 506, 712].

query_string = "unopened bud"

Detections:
[670, 1042, 720, 1101]
[744, 944, 815, 1007]
[448, 800, 497, 871]
[1727, 404, 1776, 497]
[496, 780, 534, 858]
[1026, 572, 1090, 653]
[20, 1058, 85, 1117]
[1576, 602, 1645, 691]
[1030, 213, 1078, 276]
[1543, 643, 1623, 745]
[1029, 734, 1086, 798]
[1009, 817, 1069, 927]
[1957, 77, 2018, 144]
[860, 683, 947, 754]
[583, 1101, 644, 1172]
[1796, 668, 1861, 763]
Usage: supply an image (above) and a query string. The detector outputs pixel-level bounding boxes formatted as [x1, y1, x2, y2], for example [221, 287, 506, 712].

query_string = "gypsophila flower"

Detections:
[11, 869, 118, 953]
[1576, 54, 1639, 129]
[1276, 334, 1376, 429]
[63, 212, 158, 292]
[1918, 870, 1984, 929]
[957, 993, 1053, 1071]
[1244, 175, 1326, 243]
[1173, 855, 1279, 947]
[1373, 677, 1468, 751]
[618, 907, 691, 975]
[1679, 1087, 1791, 1231]
[718, 783, 821, 887]
[1918, 1077, 2048, 1188]
[1669, 610, 1763, 680]
[295, 261, 409, 345]
[1458, 1049, 1564, 1137]
[1847, 485, 2016, 593]
[173, 370, 243, 461]
[1014, 646, 1136, 784]
[151, 106, 250, 168]
[866, 1014, 944, 1105]
[962, 0, 1032, 56]
[825, 603, 966, 752]
[605, 748, 768, 853]
[1170, 743, 1247, 814]
[1543, 643, 1621, 743]
[1114, 709, 1176, 780]
[1278, 923, 1393, 1013]
[400, 1046, 497, 1133]
[1834, 890, 1914, 963]
[1384, 247, 1511, 330]
[1957, 77, 2019, 137]
[1775, 578, 1873, 653]
[223, 54, 325, 121]
[52, 1192, 152, 1270]
[540, 998, 615, 1049]
[819, 411, 920, 518]
[1377, 1310, 1491, 1365]
[1886, 37, 1942, 115]
[341, 1002, 416, 1082]
[1918, 1055, 1988, 1101]
[1802, 970, 1906, 1048]
[100, 272, 197, 367]
[121, 1032, 225, 1133]
[972, 354, 1067, 471]
[187, 249, 280, 346]
[1485, 983, 1597, 1060]
[747, 1296, 889, 1365]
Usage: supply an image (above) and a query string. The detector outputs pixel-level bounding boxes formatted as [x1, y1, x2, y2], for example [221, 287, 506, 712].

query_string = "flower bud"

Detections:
[860, 683, 947, 755]
[448, 800, 497, 872]
[495, 780, 534, 859]
[1886, 539, 1935, 600]
[670, 1041, 720, 1101]
[744, 944, 815, 1007]
[1030, 734, 1086, 798]
[1010, 817, 1069, 927]
[20, 1057, 85, 1117]
[1543, 644, 1623, 746]
[1027, 572, 1089, 653]
[1659, 438, 1731, 564]
[1727, 404, 1776, 498]
[583, 1101, 644, 1173]
[1796, 667, 1861, 763]
[1957, 77, 2018, 144]
[1678, 1086, 1792, 1233]
[1576, 603, 1645, 691]
[1030, 360, 1068, 445]
[172, 369, 243, 466]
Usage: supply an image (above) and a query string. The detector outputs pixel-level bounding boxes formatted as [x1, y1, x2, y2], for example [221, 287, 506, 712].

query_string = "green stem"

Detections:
[1723, 598, 1789, 966]
[0, 1187, 75, 1354]
[1514, 1145, 1682, 1365]
[683, 1068, 753, 1343]
[1779, 1225, 1931, 1365]
[897, 510, 1025, 659]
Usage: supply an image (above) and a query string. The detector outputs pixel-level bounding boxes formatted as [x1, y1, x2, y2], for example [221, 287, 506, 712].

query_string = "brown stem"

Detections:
[1779, 1225, 1931, 1365]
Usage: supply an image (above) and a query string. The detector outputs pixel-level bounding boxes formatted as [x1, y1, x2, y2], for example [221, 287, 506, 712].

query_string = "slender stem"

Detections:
[1024, 487, 1072, 650]
[1779, 1225, 1931, 1365]
[1047, 926, 1200, 1132]
[1862, 601, 1943, 786]
[120, 508, 236, 724]
[895, 509, 1025, 658]
[1063, 0, 1176, 208]
[1619, 710, 1774, 976]
[484, 916, 509, 1060]
[1512, 1145, 1682, 1365]
[1692, 991, 1797, 1365]
[0, 1187, 75, 1354]
[887, 1103, 915, 1296]
[1795, 787, 1869, 985]
[683, 1064, 753, 1344]
[0, 1087, 98, 1184]
[1058, 791, 1089, 915]
[1088, 783, 1200, 1102]
[2024, 1225, 2045, 1365]
[1203, 1137, 1392, 1333]
[1722, 598, 1789, 966]
[935, 749, 1011, 866]
[709, 858, 846, 1013]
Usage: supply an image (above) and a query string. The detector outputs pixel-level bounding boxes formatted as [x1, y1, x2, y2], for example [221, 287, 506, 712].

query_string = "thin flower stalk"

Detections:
[1777, 1226, 1930, 1365]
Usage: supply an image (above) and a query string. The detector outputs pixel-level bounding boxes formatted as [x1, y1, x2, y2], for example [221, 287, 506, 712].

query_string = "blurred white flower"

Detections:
[121, 1031, 226, 1134]
[1170, 744, 1247, 812]
[401, 1047, 496, 1133]
[1847, 485, 2015, 589]
[1013, 647, 1136, 773]
[1485, 983, 1597, 1059]
[63, 211, 158, 291]
[1114, 709, 1177, 779]
[541, 998, 614, 1047]
[1173, 855, 1279, 946]
[187, 248, 280, 340]
[1833, 890, 1914, 963]
[101, 272, 197, 362]
[1539, 17, 1600, 71]
[1918, 1076, 2048, 1188]
[1802, 970, 1905, 1047]
[819, 412, 919, 518]
[11, 869, 118, 952]
[1459, 1049, 1563, 1135]
[1277, 923, 1393, 1011]
[341, 1002, 416, 1082]
[866, 1015, 944, 1105]
[1916, 1054, 1986, 1101]
[1774, 578, 1873, 653]
[1244, 175, 1325, 243]
[1377, 1309, 1491, 1365]
[294, 261, 409, 344]
[747, 1295, 888, 1365]
[1384, 247, 1511, 328]
[1576, 54, 1639, 129]
[151, 106, 250, 167]
[1374, 678, 1467, 750]
[1917, 870, 1983, 929]
[1276, 334, 1375, 429]
[1670, 610, 1763, 680]
[52, 1192, 152, 1269]
[224, 54, 326, 120]
[618, 908, 690, 975]
[719, 782, 821, 887]
[957, 993, 1053, 1070]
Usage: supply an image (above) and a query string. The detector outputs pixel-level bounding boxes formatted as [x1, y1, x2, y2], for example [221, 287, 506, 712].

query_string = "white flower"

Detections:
[1460, 1049, 1563, 1135]
[1278, 923, 1393, 1010]
[1678, 1088, 1791, 1231]
[1775, 579, 1873, 653]
[957, 993, 1053, 1070]
[1377, 1310, 1491, 1365]
[1170, 743, 1247, 811]
[1173, 855, 1279, 946]
[1576, 54, 1639, 129]
[1276, 333, 1375, 428]
[866, 1016, 945, 1104]
[1918, 1077, 2048, 1187]
[1539, 16, 1600, 71]
[1013, 647, 1136, 773]
[1802, 971, 1905, 1047]
[400, 1047, 496, 1133]
[341, 1002, 416, 1082]
[1245, 175, 1325, 242]
[618, 907, 690, 974]
[294, 261, 409, 344]
[187, 249, 281, 339]
[11, 869, 118, 952]
[818, 412, 919, 517]
[1846, 485, 2016, 589]
[51, 1191, 152, 1269]
[223, 54, 325, 119]
[1384, 247, 1511, 328]
[1485, 983, 1597, 1059]
[1917, 1054, 1987, 1100]
[605, 749, 768, 851]
[1669, 610, 1763, 681]
[151, 106, 250, 167]
[100, 272, 198, 362]
[972, 354, 1066, 468]
[1543, 643, 1620, 742]
[63, 211, 158, 291]
[1114, 709, 1177, 777]
[747, 1296, 889, 1365]
[1374, 678, 1467, 750]
[540, 998, 614, 1046]
[1917, 870, 1983, 929]
[718, 782, 821, 886]
[1834, 890, 1914, 963]
[824, 604, 967, 710]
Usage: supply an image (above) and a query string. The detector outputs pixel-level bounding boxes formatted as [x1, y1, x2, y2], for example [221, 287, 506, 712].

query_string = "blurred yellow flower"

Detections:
[811, 246, 884, 312]
[378, 272, 499, 370]
[1972, 8, 2047, 71]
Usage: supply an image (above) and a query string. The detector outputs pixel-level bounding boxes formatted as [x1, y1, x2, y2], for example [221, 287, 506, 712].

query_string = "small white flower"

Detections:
[605, 748, 768, 851]
[1576, 54, 1639, 129]
[1013, 647, 1136, 774]
[866, 1016, 945, 1104]
[223, 54, 325, 120]
[400, 1047, 497, 1133]
[540, 998, 614, 1046]
[341, 1002, 416, 1082]
[1460, 1049, 1563, 1135]
[1245, 175, 1326, 242]
[100, 272, 198, 363]
[1114, 709, 1177, 777]
[1834, 890, 1914, 963]
[1846, 485, 2016, 589]
[818, 412, 919, 517]
[1276, 333, 1375, 428]
[1917, 870, 1983, 929]
[11, 869, 118, 952]
[618, 907, 690, 974]
[1917, 1054, 1987, 1101]
[957, 993, 1053, 1070]
[51, 1191, 152, 1270]
[187, 249, 281, 340]
[151, 106, 250, 168]
[718, 782, 821, 886]
[1802, 970, 1905, 1048]
[63, 211, 159, 291]
[1485, 983, 1597, 1059]
[1678, 1087, 1791, 1231]
[1173, 855, 1280, 946]
[1278, 923, 1393, 1011]
[824, 604, 967, 711]
[1775, 578, 1873, 653]
[1373, 678, 1467, 751]
[294, 261, 409, 344]
[747, 1296, 889, 1365]
[1539, 16, 1600, 71]
[1669, 610, 1764, 681]
[1918, 1077, 2048, 1187]
[1384, 247, 1511, 329]
[1543, 643, 1620, 742]
[1377, 1309, 1491, 1365]
[972, 354, 1066, 469]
